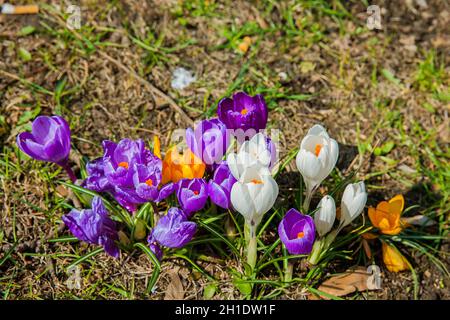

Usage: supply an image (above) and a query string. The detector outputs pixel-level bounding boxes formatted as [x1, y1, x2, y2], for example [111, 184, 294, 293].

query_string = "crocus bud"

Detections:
[16, 115, 71, 166]
[382, 242, 409, 272]
[315, 195, 336, 237]
[295, 124, 338, 193]
[230, 165, 278, 233]
[340, 181, 367, 227]
[133, 219, 147, 240]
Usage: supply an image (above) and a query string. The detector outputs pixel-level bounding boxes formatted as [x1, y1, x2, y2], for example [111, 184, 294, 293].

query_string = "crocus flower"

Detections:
[148, 207, 197, 260]
[208, 161, 237, 209]
[218, 92, 268, 134]
[368, 194, 404, 235]
[158, 178, 208, 217]
[186, 118, 230, 166]
[315, 195, 336, 237]
[278, 208, 316, 255]
[62, 196, 119, 258]
[161, 146, 205, 184]
[83, 157, 112, 192]
[382, 242, 409, 272]
[84, 139, 162, 212]
[16, 115, 76, 181]
[230, 165, 278, 232]
[340, 181, 367, 227]
[295, 124, 338, 209]
[227, 133, 274, 180]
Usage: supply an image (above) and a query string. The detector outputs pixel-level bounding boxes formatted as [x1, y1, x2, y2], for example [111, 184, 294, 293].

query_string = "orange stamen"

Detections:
[145, 179, 153, 186]
[240, 108, 248, 115]
[297, 232, 305, 239]
[193, 190, 199, 195]
[251, 179, 263, 184]
[314, 144, 322, 157]
[118, 162, 129, 169]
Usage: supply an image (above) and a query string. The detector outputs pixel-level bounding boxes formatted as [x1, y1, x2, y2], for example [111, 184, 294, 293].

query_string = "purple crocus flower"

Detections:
[148, 207, 197, 260]
[62, 196, 120, 258]
[207, 161, 237, 209]
[217, 92, 268, 134]
[84, 139, 162, 212]
[278, 208, 315, 255]
[186, 118, 230, 166]
[177, 178, 208, 217]
[16, 115, 76, 181]
[157, 178, 208, 218]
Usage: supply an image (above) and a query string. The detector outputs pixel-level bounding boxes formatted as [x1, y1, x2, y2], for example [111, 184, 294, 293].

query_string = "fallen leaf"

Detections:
[402, 215, 436, 227]
[164, 267, 184, 300]
[311, 267, 377, 299]
[55, 185, 69, 197]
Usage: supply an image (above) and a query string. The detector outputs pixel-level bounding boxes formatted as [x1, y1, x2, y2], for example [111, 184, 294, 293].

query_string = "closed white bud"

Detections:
[315, 195, 336, 237]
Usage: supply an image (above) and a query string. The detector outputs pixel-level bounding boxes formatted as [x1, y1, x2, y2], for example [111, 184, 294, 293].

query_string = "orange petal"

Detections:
[362, 232, 378, 240]
[382, 242, 409, 272]
[376, 201, 390, 214]
[368, 207, 380, 226]
[388, 194, 404, 217]
[153, 136, 161, 159]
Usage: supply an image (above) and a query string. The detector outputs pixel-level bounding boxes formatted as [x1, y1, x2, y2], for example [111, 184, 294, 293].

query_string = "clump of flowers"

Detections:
[16, 91, 436, 298]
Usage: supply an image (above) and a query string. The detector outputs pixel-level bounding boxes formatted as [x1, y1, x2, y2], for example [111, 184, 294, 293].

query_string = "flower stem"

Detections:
[303, 189, 313, 212]
[284, 260, 294, 283]
[247, 232, 257, 271]
[244, 222, 257, 272]
[60, 162, 77, 183]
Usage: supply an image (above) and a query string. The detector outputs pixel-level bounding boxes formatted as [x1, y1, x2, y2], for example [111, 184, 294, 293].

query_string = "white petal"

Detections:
[296, 149, 322, 181]
[227, 153, 241, 180]
[315, 195, 336, 236]
[308, 124, 329, 138]
[231, 182, 255, 221]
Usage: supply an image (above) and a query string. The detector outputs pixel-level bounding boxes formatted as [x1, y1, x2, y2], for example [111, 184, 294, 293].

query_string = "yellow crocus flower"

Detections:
[382, 242, 409, 272]
[368, 194, 404, 235]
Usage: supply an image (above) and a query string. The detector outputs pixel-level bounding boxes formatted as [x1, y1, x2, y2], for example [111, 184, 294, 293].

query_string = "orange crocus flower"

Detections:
[382, 242, 409, 272]
[368, 194, 405, 235]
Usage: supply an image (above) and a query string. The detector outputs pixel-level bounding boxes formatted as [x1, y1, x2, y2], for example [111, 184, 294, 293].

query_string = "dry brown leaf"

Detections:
[311, 267, 377, 299]
[164, 267, 185, 300]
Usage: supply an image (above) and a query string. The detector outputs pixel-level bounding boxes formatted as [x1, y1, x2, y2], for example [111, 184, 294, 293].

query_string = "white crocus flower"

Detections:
[295, 124, 339, 210]
[340, 181, 367, 227]
[315, 195, 336, 237]
[228, 133, 272, 180]
[230, 164, 278, 234]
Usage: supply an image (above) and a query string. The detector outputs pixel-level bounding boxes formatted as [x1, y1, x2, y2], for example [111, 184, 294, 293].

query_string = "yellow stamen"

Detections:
[314, 144, 322, 157]
[297, 232, 305, 239]
[118, 162, 129, 169]
[240, 108, 248, 115]
[145, 179, 153, 186]
[251, 179, 263, 184]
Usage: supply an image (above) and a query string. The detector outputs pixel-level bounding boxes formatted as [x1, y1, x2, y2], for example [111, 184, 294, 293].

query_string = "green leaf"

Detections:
[18, 106, 41, 125]
[203, 283, 217, 299]
[134, 242, 161, 294]
[18, 48, 32, 62]
[19, 26, 36, 36]
[381, 69, 401, 86]
[233, 277, 252, 296]
[198, 221, 240, 257]
[66, 247, 103, 271]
